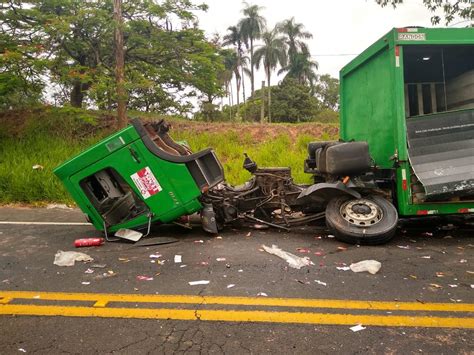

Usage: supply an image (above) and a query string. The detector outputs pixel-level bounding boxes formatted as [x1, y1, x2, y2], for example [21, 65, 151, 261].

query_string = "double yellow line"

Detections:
[1, 291, 473, 328]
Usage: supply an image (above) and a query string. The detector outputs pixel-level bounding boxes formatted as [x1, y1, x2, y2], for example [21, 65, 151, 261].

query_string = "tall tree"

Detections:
[238, 2, 266, 96]
[114, 0, 127, 128]
[277, 17, 313, 61]
[254, 27, 287, 122]
[279, 51, 318, 88]
[222, 25, 243, 109]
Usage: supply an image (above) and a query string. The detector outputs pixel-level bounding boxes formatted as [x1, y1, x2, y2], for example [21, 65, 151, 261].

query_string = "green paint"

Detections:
[340, 27, 474, 217]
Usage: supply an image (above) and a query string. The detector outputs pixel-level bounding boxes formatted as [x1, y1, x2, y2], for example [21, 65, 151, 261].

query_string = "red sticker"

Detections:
[131, 167, 162, 199]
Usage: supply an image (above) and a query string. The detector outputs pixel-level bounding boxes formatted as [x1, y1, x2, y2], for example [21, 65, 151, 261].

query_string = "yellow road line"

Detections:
[0, 304, 472, 328]
[1, 290, 473, 312]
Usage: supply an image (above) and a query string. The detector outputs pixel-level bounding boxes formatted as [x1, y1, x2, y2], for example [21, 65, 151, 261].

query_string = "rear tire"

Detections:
[325, 194, 398, 245]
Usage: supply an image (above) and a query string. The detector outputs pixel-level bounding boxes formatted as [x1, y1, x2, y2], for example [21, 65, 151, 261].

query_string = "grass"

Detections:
[0, 107, 338, 204]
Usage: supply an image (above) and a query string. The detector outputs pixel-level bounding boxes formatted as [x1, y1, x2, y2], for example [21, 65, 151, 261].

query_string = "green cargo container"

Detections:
[339, 27, 474, 217]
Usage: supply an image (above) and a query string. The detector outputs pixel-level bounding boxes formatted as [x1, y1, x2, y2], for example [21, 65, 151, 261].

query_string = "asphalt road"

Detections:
[0, 206, 473, 354]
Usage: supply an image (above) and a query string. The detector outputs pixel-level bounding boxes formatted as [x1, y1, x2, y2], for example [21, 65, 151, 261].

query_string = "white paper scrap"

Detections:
[350, 324, 366, 332]
[174, 255, 182, 263]
[189, 280, 210, 286]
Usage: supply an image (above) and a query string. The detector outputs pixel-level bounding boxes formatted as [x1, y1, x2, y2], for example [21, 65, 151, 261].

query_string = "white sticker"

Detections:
[398, 33, 426, 41]
[130, 167, 162, 199]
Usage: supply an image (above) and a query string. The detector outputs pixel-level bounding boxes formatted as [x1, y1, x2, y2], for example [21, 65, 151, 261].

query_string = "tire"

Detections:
[325, 194, 398, 245]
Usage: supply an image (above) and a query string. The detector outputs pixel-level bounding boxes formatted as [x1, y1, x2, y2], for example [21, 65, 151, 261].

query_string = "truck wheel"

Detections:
[325, 195, 398, 245]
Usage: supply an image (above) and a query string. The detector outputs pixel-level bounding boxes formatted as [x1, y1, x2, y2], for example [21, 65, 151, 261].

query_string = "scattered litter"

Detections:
[226, 263, 231, 268]
[409, 275, 417, 279]
[460, 259, 467, 263]
[216, 236, 223, 239]
[149, 254, 162, 259]
[253, 224, 268, 230]
[350, 324, 366, 332]
[216, 257, 226, 261]
[337, 246, 347, 251]
[471, 285, 474, 289]
[296, 279, 310, 285]
[18, 348, 27, 353]
[422, 232, 433, 237]
[296, 248, 311, 253]
[81, 282, 90, 285]
[430, 283, 442, 288]
[156, 260, 165, 265]
[238, 269, 243, 272]
[194, 240, 204, 244]
[189, 280, 210, 286]
[32, 164, 44, 170]
[137, 275, 154, 281]
[257, 292, 268, 297]
[93, 271, 117, 280]
[84, 268, 94, 274]
[327, 234, 335, 238]
[174, 255, 182, 263]
[314, 280, 327, 286]
[448, 284, 458, 288]
[314, 251, 324, 256]
[336, 266, 351, 271]
[118, 257, 130, 262]
[467, 271, 474, 275]
[115, 228, 143, 242]
[46, 203, 71, 210]
[436, 272, 445, 278]
[262, 244, 313, 269]
[397, 245, 410, 249]
[420, 256, 431, 259]
[227, 284, 235, 289]
[54, 250, 93, 267]
[350, 260, 381, 274]
[200, 261, 209, 266]
[245, 232, 252, 237]
[180, 265, 187, 268]
[91, 264, 107, 269]
[74, 238, 104, 248]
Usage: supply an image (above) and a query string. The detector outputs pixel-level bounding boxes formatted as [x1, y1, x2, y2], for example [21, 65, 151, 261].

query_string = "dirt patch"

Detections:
[170, 120, 339, 142]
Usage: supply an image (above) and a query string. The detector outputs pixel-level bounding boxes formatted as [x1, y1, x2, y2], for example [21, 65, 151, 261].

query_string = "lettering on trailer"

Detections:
[131, 167, 162, 199]
[398, 33, 426, 41]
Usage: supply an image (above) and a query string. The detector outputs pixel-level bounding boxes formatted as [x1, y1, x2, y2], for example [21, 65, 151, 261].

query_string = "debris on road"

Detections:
[227, 284, 235, 289]
[296, 248, 311, 253]
[262, 244, 313, 269]
[327, 235, 335, 238]
[194, 240, 204, 244]
[74, 238, 104, 248]
[81, 281, 91, 285]
[216, 257, 226, 261]
[314, 280, 327, 286]
[350, 260, 382, 274]
[174, 255, 182, 263]
[430, 283, 443, 289]
[189, 280, 210, 286]
[397, 245, 410, 249]
[420, 256, 431, 259]
[84, 268, 94, 274]
[53, 250, 93, 267]
[137, 275, 154, 281]
[149, 254, 161, 259]
[115, 229, 143, 242]
[246, 232, 252, 237]
[257, 292, 268, 297]
[336, 266, 351, 271]
[350, 324, 366, 332]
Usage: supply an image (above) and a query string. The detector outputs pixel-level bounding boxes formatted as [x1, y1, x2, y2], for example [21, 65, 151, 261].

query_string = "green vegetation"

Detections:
[0, 107, 338, 204]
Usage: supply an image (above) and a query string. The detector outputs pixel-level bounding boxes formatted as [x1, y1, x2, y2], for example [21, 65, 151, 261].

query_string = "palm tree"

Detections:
[223, 25, 244, 111]
[238, 2, 266, 97]
[277, 17, 313, 61]
[278, 51, 318, 88]
[254, 27, 287, 123]
[219, 49, 239, 120]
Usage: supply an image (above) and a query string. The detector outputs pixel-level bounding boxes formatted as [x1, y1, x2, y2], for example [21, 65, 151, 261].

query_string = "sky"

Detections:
[196, 0, 466, 95]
